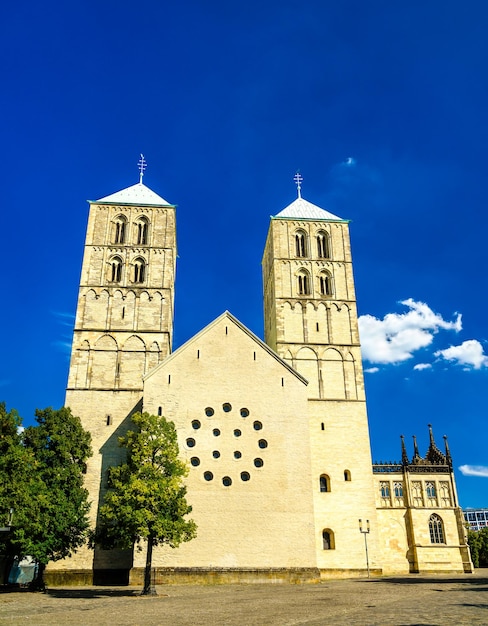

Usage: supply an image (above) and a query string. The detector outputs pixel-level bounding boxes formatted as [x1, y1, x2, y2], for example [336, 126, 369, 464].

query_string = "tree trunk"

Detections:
[142, 536, 157, 595]
[30, 561, 46, 592]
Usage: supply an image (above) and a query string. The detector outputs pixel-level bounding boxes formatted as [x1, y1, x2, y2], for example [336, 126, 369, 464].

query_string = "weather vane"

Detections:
[293, 172, 303, 198]
[138, 154, 147, 184]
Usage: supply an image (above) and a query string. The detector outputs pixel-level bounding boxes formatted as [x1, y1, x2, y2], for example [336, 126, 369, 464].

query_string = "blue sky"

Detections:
[1, 1, 487, 507]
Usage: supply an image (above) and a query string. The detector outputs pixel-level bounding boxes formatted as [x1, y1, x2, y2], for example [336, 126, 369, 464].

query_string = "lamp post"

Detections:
[359, 518, 370, 578]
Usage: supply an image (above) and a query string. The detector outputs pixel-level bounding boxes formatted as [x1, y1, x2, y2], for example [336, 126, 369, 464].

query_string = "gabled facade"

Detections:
[49, 175, 472, 585]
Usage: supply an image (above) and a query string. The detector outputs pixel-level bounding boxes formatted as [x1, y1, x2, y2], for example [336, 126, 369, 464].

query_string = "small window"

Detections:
[253, 421, 263, 431]
[213, 428, 221, 437]
[258, 439, 268, 449]
[297, 270, 311, 295]
[190, 457, 200, 466]
[204, 471, 213, 481]
[106, 415, 112, 426]
[109, 257, 122, 283]
[157, 407, 162, 416]
[191, 420, 201, 430]
[240, 408, 249, 417]
[344, 470, 351, 482]
[132, 258, 146, 283]
[429, 514, 445, 544]
[322, 529, 335, 550]
[234, 451, 242, 459]
[205, 407, 214, 417]
[254, 458, 264, 468]
[234, 429, 242, 437]
[380, 482, 390, 498]
[112, 216, 127, 244]
[186, 438, 196, 448]
[317, 231, 330, 259]
[320, 474, 330, 493]
[394, 482, 403, 497]
[295, 230, 308, 257]
[212, 450, 220, 459]
[223, 403, 232, 412]
[222, 476, 232, 487]
[426, 482, 436, 498]
[240, 471, 250, 481]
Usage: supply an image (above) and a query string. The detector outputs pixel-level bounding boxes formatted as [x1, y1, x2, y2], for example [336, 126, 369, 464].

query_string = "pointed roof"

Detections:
[274, 197, 345, 222]
[93, 182, 173, 207]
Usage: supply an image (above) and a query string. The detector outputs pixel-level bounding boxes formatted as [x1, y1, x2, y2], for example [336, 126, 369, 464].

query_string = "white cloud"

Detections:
[413, 363, 432, 371]
[358, 299, 462, 365]
[459, 465, 488, 477]
[435, 340, 488, 370]
[343, 157, 356, 167]
[364, 367, 379, 374]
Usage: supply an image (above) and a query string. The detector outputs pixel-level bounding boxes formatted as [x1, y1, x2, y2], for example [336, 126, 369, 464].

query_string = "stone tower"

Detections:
[262, 189, 381, 573]
[65, 178, 176, 555]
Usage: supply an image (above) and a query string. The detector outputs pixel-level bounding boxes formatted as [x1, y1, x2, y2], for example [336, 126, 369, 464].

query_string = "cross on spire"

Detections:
[138, 154, 147, 184]
[293, 172, 303, 198]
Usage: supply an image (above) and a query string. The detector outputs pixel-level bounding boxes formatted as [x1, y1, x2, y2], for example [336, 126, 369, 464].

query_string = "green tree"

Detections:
[19, 407, 92, 589]
[468, 527, 488, 568]
[94, 412, 197, 595]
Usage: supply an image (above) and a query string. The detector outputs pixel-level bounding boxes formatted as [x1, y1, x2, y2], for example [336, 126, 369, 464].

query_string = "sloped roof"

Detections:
[143, 311, 308, 385]
[93, 182, 173, 206]
[274, 197, 344, 221]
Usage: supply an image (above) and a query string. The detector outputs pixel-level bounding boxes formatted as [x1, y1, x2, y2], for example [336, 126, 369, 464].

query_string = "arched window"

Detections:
[317, 231, 330, 258]
[344, 470, 351, 481]
[380, 482, 390, 498]
[322, 529, 335, 550]
[112, 216, 127, 244]
[429, 514, 445, 544]
[319, 474, 330, 492]
[135, 216, 149, 245]
[132, 258, 146, 283]
[109, 257, 122, 282]
[426, 481, 436, 498]
[297, 270, 311, 295]
[319, 272, 332, 296]
[295, 230, 308, 257]
[394, 482, 403, 498]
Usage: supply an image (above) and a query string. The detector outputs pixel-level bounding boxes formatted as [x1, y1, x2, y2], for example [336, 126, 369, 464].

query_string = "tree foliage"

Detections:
[0, 405, 92, 589]
[94, 412, 197, 594]
[467, 527, 488, 568]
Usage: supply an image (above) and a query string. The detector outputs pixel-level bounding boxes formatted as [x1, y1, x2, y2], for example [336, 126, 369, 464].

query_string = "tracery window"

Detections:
[109, 257, 122, 282]
[295, 230, 308, 257]
[135, 216, 149, 245]
[380, 481, 390, 498]
[316, 231, 330, 258]
[112, 216, 127, 244]
[439, 481, 451, 507]
[319, 272, 332, 297]
[132, 258, 146, 283]
[426, 481, 438, 506]
[297, 270, 311, 295]
[429, 514, 445, 544]
[412, 481, 424, 507]
[394, 482, 403, 498]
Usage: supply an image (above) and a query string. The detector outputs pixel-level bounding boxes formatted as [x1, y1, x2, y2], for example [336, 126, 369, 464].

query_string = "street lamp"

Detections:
[358, 518, 370, 578]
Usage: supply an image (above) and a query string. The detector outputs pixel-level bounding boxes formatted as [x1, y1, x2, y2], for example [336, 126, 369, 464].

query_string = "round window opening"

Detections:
[240, 408, 249, 418]
[205, 407, 214, 417]
[234, 451, 242, 459]
[241, 471, 250, 481]
[234, 429, 242, 437]
[223, 403, 232, 412]
[191, 420, 201, 430]
[213, 428, 221, 437]
[204, 471, 213, 481]
[222, 476, 232, 487]
[258, 439, 268, 449]
[190, 457, 200, 467]
[253, 421, 263, 431]
[212, 450, 220, 459]
[186, 438, 196, 448]
[254, 458, 264, 468]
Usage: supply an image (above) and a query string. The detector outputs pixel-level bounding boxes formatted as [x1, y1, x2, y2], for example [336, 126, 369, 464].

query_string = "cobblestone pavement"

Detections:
[1, 571, 487, 625]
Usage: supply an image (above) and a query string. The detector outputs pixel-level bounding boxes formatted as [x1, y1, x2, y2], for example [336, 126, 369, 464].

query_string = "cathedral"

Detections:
[49, 168, 473, 585]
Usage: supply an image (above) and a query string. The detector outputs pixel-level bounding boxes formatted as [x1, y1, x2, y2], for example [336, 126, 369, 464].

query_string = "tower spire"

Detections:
[138, 154, 147, 184]
[400, 435, 409, 465]
[412, 435, 420, 461]
[293, 172, 303, 199]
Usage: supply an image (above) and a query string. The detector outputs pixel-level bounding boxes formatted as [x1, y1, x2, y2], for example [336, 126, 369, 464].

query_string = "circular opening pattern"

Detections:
[234, 429, 242, 437]
[254, 458, 264, 468]
[204, 471, 213, 481]
[222, 476, 232, 486]
[223, 403, 232, 412]
[205, 407, 214, 417]
[253, 421, 263, 430]
[212, 450, 220, 459]
[186, 438, 196, 448]
[191, 420, 201, 430]
[234, 451, 242, 459]
[190, 457, 200, 467]
[240, 408, 249, 418]
[258, 439, 268, 449]
[241, 471, 250, 481]
[213, 428, 221, 437]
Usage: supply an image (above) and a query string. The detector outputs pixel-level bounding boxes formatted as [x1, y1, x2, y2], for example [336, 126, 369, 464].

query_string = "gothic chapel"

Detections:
[53, 166, 472, 584]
